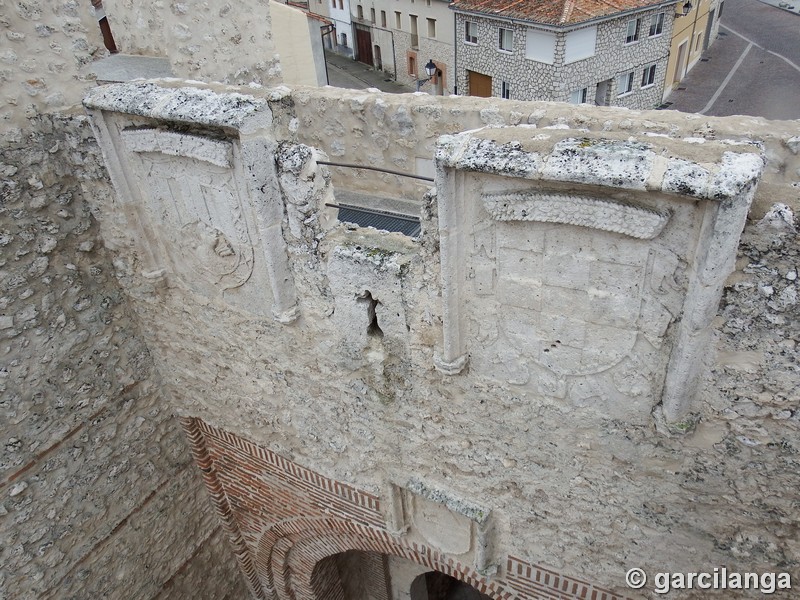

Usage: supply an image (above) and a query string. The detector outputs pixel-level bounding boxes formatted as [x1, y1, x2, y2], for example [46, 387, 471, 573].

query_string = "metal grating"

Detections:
[337, 203, 421, 237]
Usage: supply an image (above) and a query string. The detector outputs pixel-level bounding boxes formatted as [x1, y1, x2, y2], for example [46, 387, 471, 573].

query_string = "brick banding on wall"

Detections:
[179, 417, 267, 600]
[187, 418, 627, 600]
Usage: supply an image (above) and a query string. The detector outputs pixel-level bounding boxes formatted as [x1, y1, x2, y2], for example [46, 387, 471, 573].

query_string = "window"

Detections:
[370, 7, 375, 23]
[525, 29, 556, 64]
[501, 81, 511, 99]
[641, 63, 656, 87]
[340, 32, 348, 47]
[338, 0, 342, 8]
[695, 32, 703, 51]
[408, 54, 416, 76]
[381, 10, 386, 27]
[357, 4, 363, 19]
[410, 14, 418, 47]
[427, 18, 436, 38]
[465, 21, 478, 44]
[649, 12, 664, 37]
[625, 18, 641, 44]
[564, 26, 596, 63]
[617, 71, 634, 95]
[570, 88, 588, 104]
[498, 27, 513, 52]
[395, 11, 401, 29]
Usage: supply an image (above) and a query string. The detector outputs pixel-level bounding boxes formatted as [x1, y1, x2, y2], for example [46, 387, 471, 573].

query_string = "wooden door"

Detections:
[354, 23, 373, 66]
[468, 70, 492, 97]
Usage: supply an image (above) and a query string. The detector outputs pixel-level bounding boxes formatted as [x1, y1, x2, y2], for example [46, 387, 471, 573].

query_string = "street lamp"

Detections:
[417, 59, 442, 93]
[675, 0, 693, 16]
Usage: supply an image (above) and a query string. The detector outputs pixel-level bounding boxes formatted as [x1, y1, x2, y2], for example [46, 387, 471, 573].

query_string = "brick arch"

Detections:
[255, 516, 519, 600]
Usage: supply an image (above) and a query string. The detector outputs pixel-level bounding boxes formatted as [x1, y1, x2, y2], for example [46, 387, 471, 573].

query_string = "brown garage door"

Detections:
[468, 70, 492, 97]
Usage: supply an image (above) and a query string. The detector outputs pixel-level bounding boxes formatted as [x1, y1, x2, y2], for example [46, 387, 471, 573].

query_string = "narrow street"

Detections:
[325, 50, 414, 93]
[666, 0, 800, 119]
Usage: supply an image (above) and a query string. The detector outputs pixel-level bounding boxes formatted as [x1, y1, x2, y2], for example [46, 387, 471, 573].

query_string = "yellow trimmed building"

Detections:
[664, 0, 723, 100]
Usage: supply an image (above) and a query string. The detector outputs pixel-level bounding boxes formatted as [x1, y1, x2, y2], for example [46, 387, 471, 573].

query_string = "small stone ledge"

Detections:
[436, 128, 764, 201]
[83, 81, 271, 133]
[406, 478, 490, 525]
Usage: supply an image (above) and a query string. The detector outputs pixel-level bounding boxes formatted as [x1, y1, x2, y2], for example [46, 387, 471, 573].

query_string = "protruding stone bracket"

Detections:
[434, 128, 764, 425]
[390, 478, 496, 573]
[84, 81, 298, 322]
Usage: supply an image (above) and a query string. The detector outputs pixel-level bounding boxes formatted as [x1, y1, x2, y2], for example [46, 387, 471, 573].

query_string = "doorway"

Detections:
[594, 79, 611, 106]
[467, 70, 492, 97]
[355, 23, 373, 66]
[704, 9, 715, 51]
[410, 571, 492, 600]
[673, 41, 688, 84]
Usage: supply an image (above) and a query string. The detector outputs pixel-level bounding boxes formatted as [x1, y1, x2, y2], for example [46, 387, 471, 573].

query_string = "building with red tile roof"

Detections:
[451, 0, 684, 108]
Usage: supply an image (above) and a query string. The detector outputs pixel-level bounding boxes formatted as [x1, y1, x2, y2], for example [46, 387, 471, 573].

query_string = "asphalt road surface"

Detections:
[667, 0, 800, 119]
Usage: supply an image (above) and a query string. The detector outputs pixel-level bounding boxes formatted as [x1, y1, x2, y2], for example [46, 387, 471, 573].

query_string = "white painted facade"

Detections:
[352, 0, 456, 92]
[328, 0, 356, 56]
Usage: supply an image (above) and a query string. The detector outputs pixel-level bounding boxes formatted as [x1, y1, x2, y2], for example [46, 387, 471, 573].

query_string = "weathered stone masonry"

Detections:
[80, 80, 799, 599]
[0, 115, 248, 600]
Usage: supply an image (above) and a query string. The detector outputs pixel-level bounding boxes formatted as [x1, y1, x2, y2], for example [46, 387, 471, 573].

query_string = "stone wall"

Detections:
[288, 85, 800, 215]
[0, 0, 280, 128]
[454, 10, 673, 108]
[82, 80, 799, 598]
[0, 114, 248, 600]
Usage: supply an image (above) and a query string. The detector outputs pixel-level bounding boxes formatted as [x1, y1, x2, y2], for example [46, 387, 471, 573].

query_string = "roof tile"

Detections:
[451, 0, 670, 26]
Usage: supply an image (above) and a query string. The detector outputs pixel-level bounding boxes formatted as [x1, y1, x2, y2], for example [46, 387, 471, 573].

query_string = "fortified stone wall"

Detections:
[289, 85, 800, 216]
[81, 80, 799, 599]
[0, 0, 280, 128]
[0, 114, 248, 600]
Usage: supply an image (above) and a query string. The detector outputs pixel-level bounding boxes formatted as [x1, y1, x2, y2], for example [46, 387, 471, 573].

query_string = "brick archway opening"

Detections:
[411, 571, 493, 600]
[256, 517, 517, 600]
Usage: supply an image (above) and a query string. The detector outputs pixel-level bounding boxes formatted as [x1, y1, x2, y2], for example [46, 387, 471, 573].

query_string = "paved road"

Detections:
[667, 0, 800, 119]
[325, 50, 415, 93]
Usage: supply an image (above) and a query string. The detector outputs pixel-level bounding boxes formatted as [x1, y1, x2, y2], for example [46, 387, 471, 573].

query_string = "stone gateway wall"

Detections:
[0, 0, 280, 128]
[79, 80, 799, 599]
[0, 115, 248, 600]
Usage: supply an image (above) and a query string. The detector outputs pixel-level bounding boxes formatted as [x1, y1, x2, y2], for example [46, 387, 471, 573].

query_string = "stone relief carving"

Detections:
[387, 479, 496, 573]
[482, 191, 670, 239]
[435, 130, 763, 425]
[84, 83, 299, 322]
[128, 151, 256, 294]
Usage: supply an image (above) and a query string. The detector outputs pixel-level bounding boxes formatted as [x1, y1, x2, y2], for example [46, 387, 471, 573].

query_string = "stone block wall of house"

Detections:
[0, 0, 280, 128]
[455, 9, 673, 108]
[0, 114, 249, 600]
[81, 80, 800, 599]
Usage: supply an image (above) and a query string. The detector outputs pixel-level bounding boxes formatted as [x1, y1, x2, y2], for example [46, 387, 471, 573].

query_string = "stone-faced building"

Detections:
[451, 0, 677, 108]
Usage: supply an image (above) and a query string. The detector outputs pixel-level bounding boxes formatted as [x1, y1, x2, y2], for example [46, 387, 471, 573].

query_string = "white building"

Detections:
[351, 0, 456, 93]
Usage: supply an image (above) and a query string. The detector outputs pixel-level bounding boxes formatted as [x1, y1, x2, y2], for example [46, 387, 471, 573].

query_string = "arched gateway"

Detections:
[182, 417, 628, 600]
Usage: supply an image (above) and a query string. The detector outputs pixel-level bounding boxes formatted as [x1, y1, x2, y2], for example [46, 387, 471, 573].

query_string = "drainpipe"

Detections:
[91, 0, 118, 54]
[320, 24, 336, 84]
[453, 14, 458, 95]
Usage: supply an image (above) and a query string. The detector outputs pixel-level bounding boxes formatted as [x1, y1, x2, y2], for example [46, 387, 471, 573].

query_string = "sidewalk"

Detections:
[324, 51, 415, 94]
[756, 0, 800, 15]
